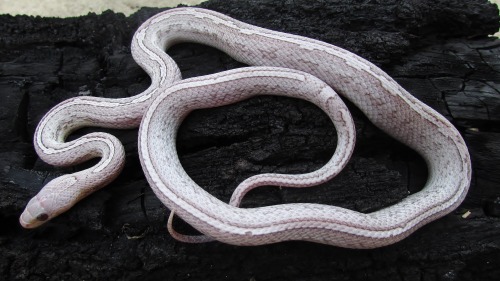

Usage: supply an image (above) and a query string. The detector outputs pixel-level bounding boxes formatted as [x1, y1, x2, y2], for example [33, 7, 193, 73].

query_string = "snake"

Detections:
[19, 7, 471, 249]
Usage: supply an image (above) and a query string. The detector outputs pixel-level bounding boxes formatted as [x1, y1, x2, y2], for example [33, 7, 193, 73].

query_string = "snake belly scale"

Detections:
[19, 7, 471, 249]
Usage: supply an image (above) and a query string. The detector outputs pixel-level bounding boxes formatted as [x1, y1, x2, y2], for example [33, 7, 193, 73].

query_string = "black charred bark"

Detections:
[0, 0, 499, 280]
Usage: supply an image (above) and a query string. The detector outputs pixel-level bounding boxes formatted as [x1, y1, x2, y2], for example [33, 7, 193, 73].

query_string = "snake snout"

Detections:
[19, 195, 54, 229]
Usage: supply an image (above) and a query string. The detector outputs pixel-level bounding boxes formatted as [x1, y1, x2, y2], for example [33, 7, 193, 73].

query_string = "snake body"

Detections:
[20, 8, 471, 249]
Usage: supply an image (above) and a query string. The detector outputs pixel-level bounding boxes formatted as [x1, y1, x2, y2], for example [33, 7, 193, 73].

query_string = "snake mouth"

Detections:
[19, 210, 38, 229]
[19, 210, 49, 229]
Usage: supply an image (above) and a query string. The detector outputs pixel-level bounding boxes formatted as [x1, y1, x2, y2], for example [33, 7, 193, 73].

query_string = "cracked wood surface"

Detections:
[0, 0, 499, 280]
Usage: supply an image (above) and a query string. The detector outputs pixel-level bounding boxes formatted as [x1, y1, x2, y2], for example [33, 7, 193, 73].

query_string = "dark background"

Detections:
[1, 0, 499, 280]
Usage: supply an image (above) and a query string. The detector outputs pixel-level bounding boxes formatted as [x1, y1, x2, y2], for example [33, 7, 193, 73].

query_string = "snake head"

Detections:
[19, 195, 54, 228]
[19, 175, 77, 229]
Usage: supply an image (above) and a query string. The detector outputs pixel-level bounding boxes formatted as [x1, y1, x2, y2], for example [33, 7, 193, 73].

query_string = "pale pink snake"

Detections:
[20, 7, 471, 249]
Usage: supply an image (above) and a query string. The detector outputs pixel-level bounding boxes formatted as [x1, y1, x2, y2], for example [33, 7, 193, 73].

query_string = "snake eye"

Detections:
[36, 213, 49, 221]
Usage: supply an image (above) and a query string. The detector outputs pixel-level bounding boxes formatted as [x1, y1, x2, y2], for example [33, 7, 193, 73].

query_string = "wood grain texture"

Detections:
[0, 0, 499, 280]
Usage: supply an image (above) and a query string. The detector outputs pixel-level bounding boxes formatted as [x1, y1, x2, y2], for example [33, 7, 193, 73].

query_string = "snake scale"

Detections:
[20, 7, 471, 249]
